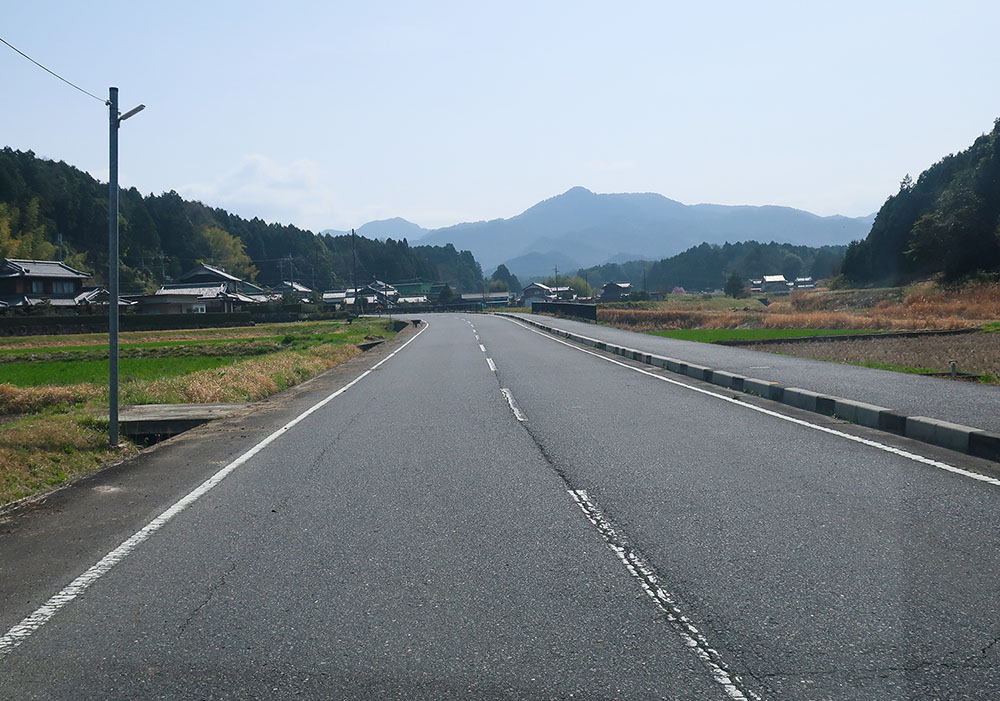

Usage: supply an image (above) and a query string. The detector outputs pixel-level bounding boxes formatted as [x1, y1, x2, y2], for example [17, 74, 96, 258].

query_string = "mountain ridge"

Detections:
[332, 187, 874, 279]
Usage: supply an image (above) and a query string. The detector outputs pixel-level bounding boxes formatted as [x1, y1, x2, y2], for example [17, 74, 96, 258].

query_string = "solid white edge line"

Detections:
[500, 387, 526, 422]
[502, 317, 1000, 487]
[486, 357, 497, 372]
[0, 320, 430, 659]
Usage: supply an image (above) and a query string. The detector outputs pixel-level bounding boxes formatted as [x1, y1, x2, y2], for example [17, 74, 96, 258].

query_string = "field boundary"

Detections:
[497, 313, 1000, 464]
[715, 327, 978, 346]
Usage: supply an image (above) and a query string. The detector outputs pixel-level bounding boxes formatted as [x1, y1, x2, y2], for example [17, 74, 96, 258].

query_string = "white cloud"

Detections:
[178, 155, 348, 232]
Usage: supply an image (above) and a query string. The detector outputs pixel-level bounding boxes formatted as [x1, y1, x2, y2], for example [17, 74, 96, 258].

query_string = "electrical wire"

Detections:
[0, 35, 107, 104]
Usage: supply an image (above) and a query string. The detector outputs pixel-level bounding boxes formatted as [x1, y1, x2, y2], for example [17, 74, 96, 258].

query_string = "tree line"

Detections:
[841, 118, 1000, 285]
[576, 241, 846, 294]
[0, 148, 483, 294]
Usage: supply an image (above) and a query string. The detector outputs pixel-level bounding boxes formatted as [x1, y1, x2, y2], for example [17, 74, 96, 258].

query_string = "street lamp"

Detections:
[108, 87, 144, 446]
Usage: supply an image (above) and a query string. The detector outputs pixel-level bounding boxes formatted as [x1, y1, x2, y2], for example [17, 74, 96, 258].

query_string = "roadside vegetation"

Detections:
[0, 318, 397, 507]
[647, 328, 877, 343]
[598, 282, 1000, 332]
[591, 281, 1000, 384]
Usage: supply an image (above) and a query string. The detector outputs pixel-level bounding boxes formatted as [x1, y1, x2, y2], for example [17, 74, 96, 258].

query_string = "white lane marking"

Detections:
[0, 322, 430, 659]
[486, 357, 497, 372]
[479, 344, 486, 352]
[502, 317, 1000, 487]
[568, 490, 757, 701]
[475, 334, 480, 341]
[500, 388, 526, 422]
[371, 323, 426, 369]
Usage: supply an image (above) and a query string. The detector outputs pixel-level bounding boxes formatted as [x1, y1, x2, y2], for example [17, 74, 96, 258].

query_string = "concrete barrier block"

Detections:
[815, 395, 835, 416]
[744, 377, 783, 401]
[832, 398, 858, 423]
[904, 416, 938, 444]
[783, 387, 821, 412]
[666, 359, 683, 373]
[933, 419, 974, 453]
[710, 370, 745, 391]
[832, 399, 891, 429]
[650, 354, 670, 369]
[970, 432, 1000, 462]
[684, 363, 712, 382]
[878, 410, 907, 435]
[907, 416, 973, 453]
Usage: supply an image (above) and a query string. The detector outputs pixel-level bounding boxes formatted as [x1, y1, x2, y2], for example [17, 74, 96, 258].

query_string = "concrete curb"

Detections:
[499, 313, 1000, 464]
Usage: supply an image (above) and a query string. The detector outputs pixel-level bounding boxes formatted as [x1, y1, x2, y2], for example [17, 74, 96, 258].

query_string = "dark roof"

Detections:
[0, 258, 91, 280]
[176, 263, 242, 283]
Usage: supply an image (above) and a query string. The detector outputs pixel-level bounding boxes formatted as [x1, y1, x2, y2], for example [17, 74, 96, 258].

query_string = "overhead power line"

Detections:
[0, 35, 106, 104]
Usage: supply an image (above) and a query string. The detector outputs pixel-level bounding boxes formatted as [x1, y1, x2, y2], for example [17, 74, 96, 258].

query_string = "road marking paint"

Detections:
[0, 321, 430, 660]
[475, 334, 479, 341]
[502, 317, 1000, 487]
[500, 388, 526, 422]
[479, 344, 486, 352]
[568, 490, 757, 701]
[486, 357, 497, 372]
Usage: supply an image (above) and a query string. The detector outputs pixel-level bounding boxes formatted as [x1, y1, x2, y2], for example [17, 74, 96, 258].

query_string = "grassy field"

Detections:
[0, 318, 398, 507]
[3, 356, 239, 386]
[596, 282, 1000, 332]
[586, 282, 1000, 383]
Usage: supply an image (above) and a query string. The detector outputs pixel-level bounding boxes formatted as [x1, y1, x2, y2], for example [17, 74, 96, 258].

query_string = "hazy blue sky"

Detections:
[4, 1, 1000, 233]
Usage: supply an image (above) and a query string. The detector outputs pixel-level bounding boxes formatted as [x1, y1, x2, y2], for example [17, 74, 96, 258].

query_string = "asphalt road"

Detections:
[2, 314, 999, 699]
[508, 312, 1000, 433]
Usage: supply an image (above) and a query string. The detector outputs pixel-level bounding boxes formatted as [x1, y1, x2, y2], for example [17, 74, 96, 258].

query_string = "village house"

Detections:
[521, 282, 554, 308]
[599, 281, 632, 301]
[270, 280, 313, 302]
[761, 274, 792, 294]
[0, 258, 104, 309]
[130, 263, 271, 314]
[459, 291, 511, 307]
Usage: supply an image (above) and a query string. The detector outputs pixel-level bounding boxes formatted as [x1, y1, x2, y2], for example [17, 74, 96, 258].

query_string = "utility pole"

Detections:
[107, 87, 144, 446]
[351, 228, 359, 314]
[553, 266, 559, 299]
[156, 251, 167, 282]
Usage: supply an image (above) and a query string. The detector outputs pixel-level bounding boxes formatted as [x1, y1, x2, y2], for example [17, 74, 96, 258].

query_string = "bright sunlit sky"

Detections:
[4, 1, 1000, 233]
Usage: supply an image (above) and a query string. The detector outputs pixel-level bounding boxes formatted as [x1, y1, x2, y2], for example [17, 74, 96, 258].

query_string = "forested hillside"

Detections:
[842, 119, 1000, 284]
[577, 241, 846, 292]
[0, 148, 483, 293]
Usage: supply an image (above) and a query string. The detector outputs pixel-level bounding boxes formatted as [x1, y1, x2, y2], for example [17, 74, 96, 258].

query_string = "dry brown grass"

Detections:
[599, 282, 1000, 332]
[0, 322, 384, 506]
[126, 344, 361, 404]
[0, 412, 139, 505]
[0, 383, 102, 414]
[0, 320, 353, 350]
[598, 309, 752, 331]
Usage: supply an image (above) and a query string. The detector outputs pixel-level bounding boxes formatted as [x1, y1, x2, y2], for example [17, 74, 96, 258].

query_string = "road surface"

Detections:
[2, 314, 998, 699]
[508, 311, 1000, 433]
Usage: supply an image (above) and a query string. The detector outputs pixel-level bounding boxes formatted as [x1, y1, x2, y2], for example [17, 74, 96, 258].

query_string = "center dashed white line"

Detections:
[568, 490, 757, 701]
[486, 357, 497, 372]
[479, 344, 486, 352]
[500, 388, 526, 422]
